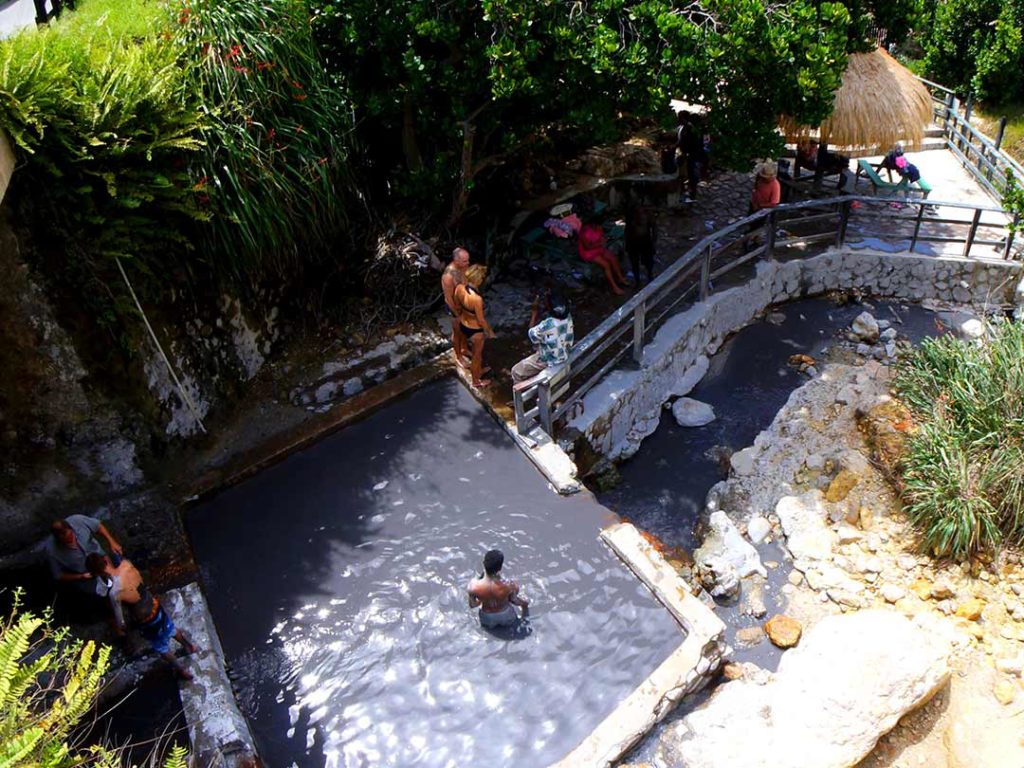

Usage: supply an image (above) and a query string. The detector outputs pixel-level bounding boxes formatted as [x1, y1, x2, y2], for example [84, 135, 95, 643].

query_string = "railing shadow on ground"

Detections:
[514, 193, 1020, 439]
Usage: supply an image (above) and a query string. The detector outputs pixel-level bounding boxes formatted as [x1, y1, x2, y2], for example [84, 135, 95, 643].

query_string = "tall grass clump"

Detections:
[175, 0, 356, 278]
[893, 318, 1024, 559]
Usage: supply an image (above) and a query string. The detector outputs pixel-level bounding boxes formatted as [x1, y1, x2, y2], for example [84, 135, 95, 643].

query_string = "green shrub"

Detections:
[894, 318, 1024, 558]
[0, 0, 207, 270]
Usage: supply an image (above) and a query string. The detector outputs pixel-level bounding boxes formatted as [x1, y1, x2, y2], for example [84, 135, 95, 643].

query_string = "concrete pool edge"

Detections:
[183, 353, 455, 505]
[164, 583, 258, 768]
[552, 523, 727, 768]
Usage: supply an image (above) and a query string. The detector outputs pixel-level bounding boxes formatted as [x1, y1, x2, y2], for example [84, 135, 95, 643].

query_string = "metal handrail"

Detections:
[513, 194, 1018, 438]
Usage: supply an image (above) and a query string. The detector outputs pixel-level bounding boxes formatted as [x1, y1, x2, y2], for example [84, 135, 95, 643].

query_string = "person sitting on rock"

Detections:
[468, 549, 529, 629]
[87, 553, 199, 680]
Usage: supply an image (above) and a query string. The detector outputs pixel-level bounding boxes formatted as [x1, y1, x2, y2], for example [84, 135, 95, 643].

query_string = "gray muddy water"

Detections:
[186, 379, 681, 768]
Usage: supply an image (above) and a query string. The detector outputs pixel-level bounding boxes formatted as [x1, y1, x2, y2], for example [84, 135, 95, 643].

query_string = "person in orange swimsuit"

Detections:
[453, 272, 495, 388]
[467, 549, 529, 628]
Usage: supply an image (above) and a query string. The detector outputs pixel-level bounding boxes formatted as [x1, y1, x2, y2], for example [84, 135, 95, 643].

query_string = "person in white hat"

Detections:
[750, 160, 780, 213]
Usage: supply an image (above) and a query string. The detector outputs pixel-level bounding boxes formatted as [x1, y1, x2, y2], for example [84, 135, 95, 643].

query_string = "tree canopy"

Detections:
[313, 0, 856, 222]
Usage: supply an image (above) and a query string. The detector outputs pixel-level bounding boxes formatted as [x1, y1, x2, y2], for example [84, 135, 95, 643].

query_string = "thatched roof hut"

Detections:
[780, 48, 933, 151]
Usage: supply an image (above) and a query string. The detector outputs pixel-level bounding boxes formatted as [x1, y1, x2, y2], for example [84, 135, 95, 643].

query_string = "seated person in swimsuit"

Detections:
[578, 222, 627, 295]
[453, 271, 495, 388]
[875, 143, 904, 182]
[86, 553, 199, 680]
[468, 549, 529, 628]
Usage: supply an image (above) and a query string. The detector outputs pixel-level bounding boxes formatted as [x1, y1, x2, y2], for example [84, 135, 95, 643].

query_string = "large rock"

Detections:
[775, 491, 836, 561]
[672, 397, 717, 427]
[694, 511, 767, 598]
[657, 611, 951, 768]
[851, 311, 880, 342]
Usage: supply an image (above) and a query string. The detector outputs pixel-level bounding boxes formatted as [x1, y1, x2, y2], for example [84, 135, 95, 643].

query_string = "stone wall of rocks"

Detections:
[569, 247, 1021, 461]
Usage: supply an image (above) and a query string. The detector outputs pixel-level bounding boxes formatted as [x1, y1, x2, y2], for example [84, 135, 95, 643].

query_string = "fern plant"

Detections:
[0, 595, 189, 768]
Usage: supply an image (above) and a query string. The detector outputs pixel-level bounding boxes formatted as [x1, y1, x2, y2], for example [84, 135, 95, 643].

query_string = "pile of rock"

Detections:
[846, 310, 905, 362]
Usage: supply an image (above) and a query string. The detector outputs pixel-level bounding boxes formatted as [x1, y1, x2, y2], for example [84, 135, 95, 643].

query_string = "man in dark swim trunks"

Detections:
[442, 247, 470, 367]
[87, 553, 199, 680]
[468, 549, 529, 628]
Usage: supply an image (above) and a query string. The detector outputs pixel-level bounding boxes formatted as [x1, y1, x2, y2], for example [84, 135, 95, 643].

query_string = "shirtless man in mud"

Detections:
[87, 553, 199, 680]
[468, 549, 529, 628]
[441, 247, 470, 367]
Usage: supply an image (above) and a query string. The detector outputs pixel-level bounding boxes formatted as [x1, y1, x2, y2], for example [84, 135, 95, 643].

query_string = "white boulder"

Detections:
[851, 311, 880, 342]
[694, 511, 767, 598]
[657, 611, 951, 768]
[959, 318, 986, 340]
[775, 491, 836, 561]
[746, 515, 772, 544]
[672, 397, 717, 427]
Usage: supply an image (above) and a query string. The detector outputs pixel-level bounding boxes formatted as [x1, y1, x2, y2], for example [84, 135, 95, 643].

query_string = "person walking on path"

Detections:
[453, 266, 495, 388]
[511, 290, 574, 386]
[87, 553, 199, 681]
[442, 247, 470, 368]
[46, 515, 124, 596]
[468, 549, 529, 628]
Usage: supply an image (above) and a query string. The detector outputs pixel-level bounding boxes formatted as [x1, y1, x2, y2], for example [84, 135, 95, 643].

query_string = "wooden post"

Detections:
[1004, 216, 1019, 261]
[995, 117, 1008, 150]
[765, 211, 777, 258]
[632, 303, 645, 364]
[962, 208, 982, 260]
[910, 204, 926, 253]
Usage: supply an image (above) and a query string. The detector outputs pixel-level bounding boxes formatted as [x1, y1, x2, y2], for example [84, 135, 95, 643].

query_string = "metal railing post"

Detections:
[836, 200, 851, 246]
[538, 379, 553, 436]
[513, 388, 528, 433]
[910, 204, 926, 253]
[699, 244, 712, 301]
[632, 302, 645, 364]
[962, 208, 982, 259]
[1004, 216, 1019, 261]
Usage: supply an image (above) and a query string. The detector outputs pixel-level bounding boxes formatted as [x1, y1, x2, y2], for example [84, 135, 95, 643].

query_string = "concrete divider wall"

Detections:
[569, 247, 1021, 461]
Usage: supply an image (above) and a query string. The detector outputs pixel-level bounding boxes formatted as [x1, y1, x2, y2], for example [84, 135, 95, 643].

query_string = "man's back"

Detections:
[468, 576, 518, 613]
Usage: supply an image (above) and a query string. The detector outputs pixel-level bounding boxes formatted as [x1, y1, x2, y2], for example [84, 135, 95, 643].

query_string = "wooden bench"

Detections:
[855, 159, 931, 198]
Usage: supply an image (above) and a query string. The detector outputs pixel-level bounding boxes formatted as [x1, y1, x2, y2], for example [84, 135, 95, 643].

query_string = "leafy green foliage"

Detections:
[1004, 170, 1024, 232]
[922, 0, 1024, 105]
[0, 0, 207, 269]
[0, 597, 189, 768]
[176, 0, 356, 277]
[312, 0, 854, 221]
[893, 319, 1024, 558]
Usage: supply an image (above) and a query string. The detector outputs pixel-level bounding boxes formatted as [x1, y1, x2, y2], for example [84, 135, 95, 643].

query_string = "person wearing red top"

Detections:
[750, 160, 781, 212]
[578, 222, 627, 295]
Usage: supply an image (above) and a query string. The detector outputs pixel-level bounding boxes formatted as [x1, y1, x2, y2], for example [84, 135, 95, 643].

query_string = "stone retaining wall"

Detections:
[569, 247, 1021, 461]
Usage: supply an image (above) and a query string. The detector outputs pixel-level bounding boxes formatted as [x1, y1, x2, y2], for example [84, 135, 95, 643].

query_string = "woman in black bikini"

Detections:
[454, 279, 495, 388]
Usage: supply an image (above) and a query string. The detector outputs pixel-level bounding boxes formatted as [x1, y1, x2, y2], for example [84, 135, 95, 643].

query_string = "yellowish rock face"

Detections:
[825, 469, 860, 503]
[954, 598, 985, 621]
[765, 615, 803, 648]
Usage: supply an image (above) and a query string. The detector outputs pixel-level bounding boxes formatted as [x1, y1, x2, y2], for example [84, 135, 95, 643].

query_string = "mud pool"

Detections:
[598, 297, 971, 667]
[186, 379, 681, 768]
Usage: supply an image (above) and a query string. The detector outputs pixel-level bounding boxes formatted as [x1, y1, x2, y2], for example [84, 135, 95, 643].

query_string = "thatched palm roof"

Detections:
[780, 48, 933, 151]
